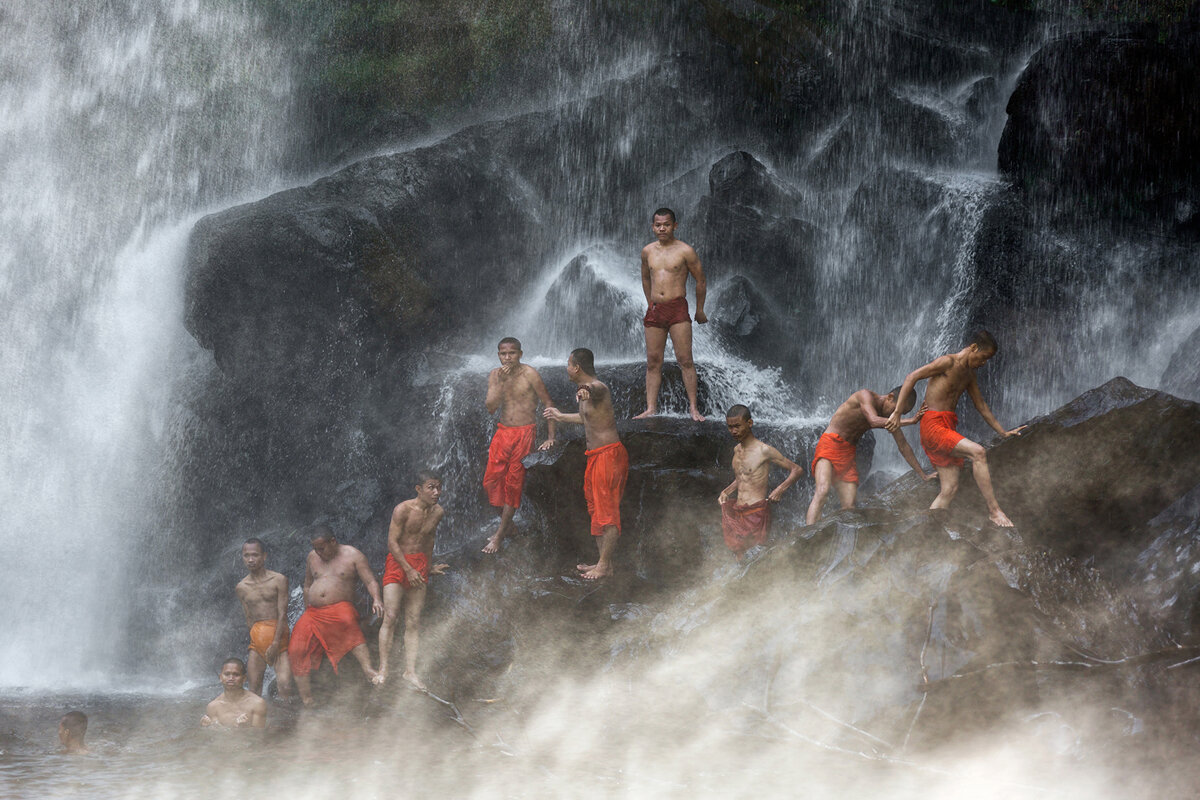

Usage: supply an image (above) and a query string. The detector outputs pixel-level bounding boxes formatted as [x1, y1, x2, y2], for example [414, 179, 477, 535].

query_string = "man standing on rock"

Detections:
[545, 348, 628, 579]
[482, 337, 556, 553]
[234, 538, 294, 698]
[378, 470, 449, 691]
[886, 331, 1026, 527]
[635, 207, 708, 421]
[806, 388, 934, 524]
[288, 525, 384, 704]
[719, 404, 804, 559]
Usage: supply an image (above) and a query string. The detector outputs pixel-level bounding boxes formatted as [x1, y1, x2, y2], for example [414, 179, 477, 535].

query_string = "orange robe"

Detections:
[811, 432, 860, 483]
[584, 441, 629, 536]
[722, 499, 771, 556]
[248, 620, 289, 659]
[287, 601, 365, 676]
[920, 409, 966, 468]
[383, 552, 430, 588]
[483, 423, 536, 509]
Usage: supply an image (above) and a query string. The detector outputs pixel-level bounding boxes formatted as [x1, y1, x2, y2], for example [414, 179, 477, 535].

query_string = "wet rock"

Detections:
[1160, 324, 1200, 403]
[998, 31, 1200, 225]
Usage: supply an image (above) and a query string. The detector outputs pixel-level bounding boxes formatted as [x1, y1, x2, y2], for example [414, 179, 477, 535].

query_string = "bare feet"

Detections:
[482, 534, 502, 554]
[578, 561, 613, 580]
[989, 509, 1015, 527]
[633, 408, 657, 419]
[689, 407, 705, 422]
[371, 670, 387, 686]
[403, 671, 428, 692]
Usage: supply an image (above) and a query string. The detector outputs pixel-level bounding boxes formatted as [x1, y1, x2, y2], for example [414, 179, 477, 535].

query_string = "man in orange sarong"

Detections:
[378, 470, 450, 691]
[234, 537, 293, 697]
[545, 348, 628, 580]
[805, 389, 933, 525]
[287, 526, 385, 705]
[719, 405, 804, 560]
[482, 337, 556, 554]
[886, 331, 1027, 527]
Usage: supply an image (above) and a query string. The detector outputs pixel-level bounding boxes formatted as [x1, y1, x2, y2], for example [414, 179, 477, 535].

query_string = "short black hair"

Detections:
[970, 330, 998, 353]
[725, 404, 751, 421]
[242, 537, 266, 553]
[498, 337, 521, 351]
[569, 348, 596, 377]
[310, 524, 335, 542]
[887, 386, 915, 413]
[60, 711, 87, 739]
[416, 469, 442, 486]
[221, 657, 247, 675]
[652, 207, 676, 223]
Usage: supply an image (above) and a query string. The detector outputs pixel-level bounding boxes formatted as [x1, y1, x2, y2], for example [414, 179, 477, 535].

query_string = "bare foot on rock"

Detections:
[578, 562, 612, 580]
[689, 407, 705, 422]
[403, 671, 428, 692]
[482, 534, 502, 554]
[989, 509, 1015, 528]
[632, 408, 657, 419]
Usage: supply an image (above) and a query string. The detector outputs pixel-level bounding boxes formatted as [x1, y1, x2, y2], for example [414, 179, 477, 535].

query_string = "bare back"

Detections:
[235, 570, 288, 627]
[824, 392, 882, 444]
[922, 354, 977, 411]
[641, 239, 698, 303]
[306, 544, 368, 607]
[577, 378, 620, 450]
[388, 499, 444, 561]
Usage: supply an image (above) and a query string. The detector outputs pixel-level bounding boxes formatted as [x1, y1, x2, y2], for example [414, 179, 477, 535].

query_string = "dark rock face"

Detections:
[998, 31, 1200, 226]
[1161, 324, 1200, 402]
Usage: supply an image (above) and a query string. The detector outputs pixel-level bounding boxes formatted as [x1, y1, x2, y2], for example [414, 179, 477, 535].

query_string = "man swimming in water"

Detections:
[806, 388, 934, 524]
[378, 470, 450, 691]
[635, 207, 708, 421]
[482, 337, 556, 553]
[200, 658, 267, 730]
[886, 330, 1026, 526]
[234, 538, 294, 697]
[719, 404, 804, 559]
[545, 348, 628, 579]
[287, 526, 384, 704]
[58, 711, 89, 754]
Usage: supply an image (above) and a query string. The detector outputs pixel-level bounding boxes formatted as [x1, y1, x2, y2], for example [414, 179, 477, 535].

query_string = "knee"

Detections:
[676, 356, 694, 371]
[965, 444, 987, 464]
[382, 610, 399, 626]
[645, 353, 664, 370]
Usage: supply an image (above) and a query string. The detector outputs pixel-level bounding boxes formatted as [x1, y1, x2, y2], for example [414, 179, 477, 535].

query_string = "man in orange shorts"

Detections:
[545, 348, 627, 579]
[234, 538, 293, 697]
[288, 526, 384, 705]
[805, 388, 933, 524]
[635, 208, 708, 421]
[886, 331, 1026, 527]
[378, 470, 450, 690]
[719, 405, 804, 559]
[482, 337, 556, 553]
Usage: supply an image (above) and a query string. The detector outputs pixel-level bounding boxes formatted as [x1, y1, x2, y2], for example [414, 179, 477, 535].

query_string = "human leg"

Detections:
[635, 326, 669, 418]
[806, 459, 834, 524]
[834, 477, 857, 510]
[668, 321, 703, 421]
[402, 585, 428, 690]
[377, 582, 404, 682]
[954, 438, 1013, 526]
[930, 463, 961, 510]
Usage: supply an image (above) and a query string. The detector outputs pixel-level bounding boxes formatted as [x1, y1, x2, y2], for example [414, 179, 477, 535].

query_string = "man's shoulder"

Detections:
[338, 543, 366, 560]
[266, 569, 287, 585]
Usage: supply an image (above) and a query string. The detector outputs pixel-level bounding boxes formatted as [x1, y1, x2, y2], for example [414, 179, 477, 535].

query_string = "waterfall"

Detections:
[0, 0, 297, 689]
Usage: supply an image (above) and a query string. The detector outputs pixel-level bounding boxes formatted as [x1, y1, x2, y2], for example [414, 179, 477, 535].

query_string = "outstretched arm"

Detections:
[889, 429, 935, 480]
[765, 447, 804, 502]
[687, 247, 707, 323]
[544, 406, 581, 425]
[966, 376, 1025, 438]
[886, 357, 950, 431]
[530, 369, 557, 449]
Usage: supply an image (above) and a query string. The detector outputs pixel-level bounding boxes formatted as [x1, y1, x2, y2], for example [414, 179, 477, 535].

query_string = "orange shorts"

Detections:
[721, 499, 771, 556]
[287, 601, 365, 676]
[811, 432, 859, 484]
[921, 409, 965, 468]
[383, 552, 430, 589]
[584, 441, 629, 536]
[482, 423, 536, 509]
[643, 296, 690, 329]
[248, 620, 289, 659]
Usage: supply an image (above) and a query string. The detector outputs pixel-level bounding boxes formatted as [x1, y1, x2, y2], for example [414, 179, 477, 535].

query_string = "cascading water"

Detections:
[0, 0, 297, 689]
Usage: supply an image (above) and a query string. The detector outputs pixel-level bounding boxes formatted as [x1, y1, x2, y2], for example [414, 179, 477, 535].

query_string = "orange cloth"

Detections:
[383, 552, 430, 588]
[483, 423, 536, 509]
[248, 620, 289, 659]
[920, 409, 965, 468]
[287, 601, 365, 676]
[811, 432, 860, 484]
[643, 296, 690, 329]
[584, 441, 629, 536]
[721, 499, 771, 556]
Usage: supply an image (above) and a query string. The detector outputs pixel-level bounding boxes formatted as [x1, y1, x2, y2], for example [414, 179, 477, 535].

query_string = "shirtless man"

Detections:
[545, 348, 628, 579]
[482, 337, 556, 553]
[806, 389, 935, 524]
[201, 658, 267, 730]
[234, 538, 294, 697]
[718, 405, 804, 559]
[635, 208, 708, 421]
[378, 470, 449, 690]
[58, 711, 89, 754]
[287, 526, 384, 705]
[885, 331, 1026, 527]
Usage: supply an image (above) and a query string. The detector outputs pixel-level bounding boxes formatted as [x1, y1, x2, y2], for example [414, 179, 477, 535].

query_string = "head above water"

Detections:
[221, 657, 247, 675]
[568, 348, 596, 377]
[59, 711, 87, 743]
